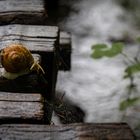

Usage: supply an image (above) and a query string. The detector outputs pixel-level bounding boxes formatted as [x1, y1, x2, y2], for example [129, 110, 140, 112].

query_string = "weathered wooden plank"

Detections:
[0, 92, 44, 123]
[59, 32, 71, 70]
[0, 101, 43, 120]
[0, 24, 59, 52]
[0, 0, 47, 25]
[0, 24, 58, 37]
[0, 24, 59, 122]
[0, 123, 135, 140]
[0, 0, 44, 12]
[0, 0, 71, 70]
[60, 32, 71, 48]
[0, 92, 42, 101]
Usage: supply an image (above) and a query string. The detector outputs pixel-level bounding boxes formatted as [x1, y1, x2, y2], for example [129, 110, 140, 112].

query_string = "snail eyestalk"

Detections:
[30, 61, 45, 74]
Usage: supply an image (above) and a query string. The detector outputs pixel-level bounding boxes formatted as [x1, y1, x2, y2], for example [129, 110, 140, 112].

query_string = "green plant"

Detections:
[91, 40, 140, 111]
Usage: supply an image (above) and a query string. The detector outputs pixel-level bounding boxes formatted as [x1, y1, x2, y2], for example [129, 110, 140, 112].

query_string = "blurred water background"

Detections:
[56, 0, 140, 138]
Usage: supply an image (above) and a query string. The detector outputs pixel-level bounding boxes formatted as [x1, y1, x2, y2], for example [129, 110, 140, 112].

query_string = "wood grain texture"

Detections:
[0, 26, 71, 71]
[60, 32, 71, 48]
[0, 92, 44, 122]
[0, 24, 59, 121]
[0, 1, 71, 70]
[0, 92, 42, 101]
[59, 32, 71, 70]
[0, 0, 47, 25]
[0, 0, 44, 12]
[0, 123, 135, 140]
[0, 24, 59, 52]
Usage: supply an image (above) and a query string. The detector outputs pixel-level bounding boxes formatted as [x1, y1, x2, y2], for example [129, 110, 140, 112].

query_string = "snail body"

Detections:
[0, 44, 45, 79]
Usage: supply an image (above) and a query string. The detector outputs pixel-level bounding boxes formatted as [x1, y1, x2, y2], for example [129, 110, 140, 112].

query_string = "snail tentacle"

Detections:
[30, 61, 45, 74]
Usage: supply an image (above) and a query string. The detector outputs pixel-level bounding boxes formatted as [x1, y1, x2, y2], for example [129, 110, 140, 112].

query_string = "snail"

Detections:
[0, 43, 45, 79]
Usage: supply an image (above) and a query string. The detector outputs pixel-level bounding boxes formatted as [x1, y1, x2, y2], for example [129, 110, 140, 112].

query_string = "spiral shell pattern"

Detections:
[1, 44, 34, 73]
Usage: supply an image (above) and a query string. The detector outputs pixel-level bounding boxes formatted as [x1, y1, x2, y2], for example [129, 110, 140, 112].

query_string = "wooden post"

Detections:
[0, 0, 72, 123]
[59, 31, 71, 70]
[0, 92, 44, 124]
[0, 0, 71, 71]
[0, 0, 47, 25]
[0, 123, 135, 140]
[0, 24, 59, 123]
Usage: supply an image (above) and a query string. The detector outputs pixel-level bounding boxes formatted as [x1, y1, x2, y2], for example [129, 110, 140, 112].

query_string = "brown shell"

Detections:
[1, 44, 34, 73]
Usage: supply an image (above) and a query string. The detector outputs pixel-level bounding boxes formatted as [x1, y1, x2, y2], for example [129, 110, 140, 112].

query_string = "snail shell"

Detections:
[0, 44, 45, 79]
[1, 44, 34, 73]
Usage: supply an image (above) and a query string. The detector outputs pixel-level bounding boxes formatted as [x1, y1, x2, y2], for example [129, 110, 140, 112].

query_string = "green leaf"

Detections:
[91, 43, 124, 59]
[91, 50, 104, 58]
[91, 44, 108, 59]
[120, 98, 140, 110]
[111, 42, 123, 54]
[91, 44, 107, 50]
[136, 37, 140, 43]
[124, 63, 140, 78]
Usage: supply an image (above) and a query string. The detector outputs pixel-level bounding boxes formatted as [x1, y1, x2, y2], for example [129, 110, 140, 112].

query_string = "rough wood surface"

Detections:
[0, 92, 44, 123]
[60, 32, 71, 48]
[59, 32, 71, 70]
[0, 0, 44, 12]
[0, 24, 59, 122]
[0, 0, 71, 71]
[0, 25, 71, 71]
[0, 24, 59, 52]
[0, 92, 42, 101]
[0, 123, 135, 140]
[0, 0, 47, 25]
